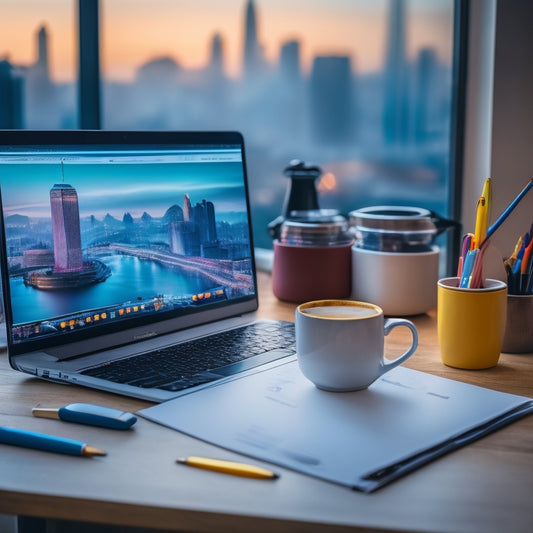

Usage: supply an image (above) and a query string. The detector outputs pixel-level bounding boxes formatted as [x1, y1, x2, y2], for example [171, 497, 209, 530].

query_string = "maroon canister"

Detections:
[272, 214, 353, 303]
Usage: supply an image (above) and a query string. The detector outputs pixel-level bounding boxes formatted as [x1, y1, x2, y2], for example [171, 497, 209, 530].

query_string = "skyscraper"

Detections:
[209, 33, 224, 77]
[175, 193, 200, 256]
[243, 0, 263, 78]
[26, 24, 58, 128]
[50, 183, 83, 271]
[194, 199, 217, 244]
[0, 60, 24, 128]
[35, 25, 50, 82]
[383, 0, 410, 146]
[183, 194, 193, 221]
[413, 48, 439, 144]
[310, 56, 353, 145]
[24, 178, 110, 290]
[280, 40, 301, 84]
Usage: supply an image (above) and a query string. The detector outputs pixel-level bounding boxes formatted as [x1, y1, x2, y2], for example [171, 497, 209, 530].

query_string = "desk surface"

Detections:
[1, 271, 532, 533]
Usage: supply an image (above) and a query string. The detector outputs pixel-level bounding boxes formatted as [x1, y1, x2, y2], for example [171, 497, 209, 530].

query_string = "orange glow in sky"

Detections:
[0, 0, 454, 83]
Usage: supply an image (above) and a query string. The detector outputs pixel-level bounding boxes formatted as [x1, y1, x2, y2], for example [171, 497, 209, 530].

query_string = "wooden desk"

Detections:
[1, 271, 532, 533]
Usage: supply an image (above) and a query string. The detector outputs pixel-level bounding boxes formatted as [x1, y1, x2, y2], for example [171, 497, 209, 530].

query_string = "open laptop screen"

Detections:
[0, 131, 257, 355]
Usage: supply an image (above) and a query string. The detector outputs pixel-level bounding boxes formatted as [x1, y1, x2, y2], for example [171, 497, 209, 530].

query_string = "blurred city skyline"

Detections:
[0, 0, 456, 251]
[1, 0, 453, 82]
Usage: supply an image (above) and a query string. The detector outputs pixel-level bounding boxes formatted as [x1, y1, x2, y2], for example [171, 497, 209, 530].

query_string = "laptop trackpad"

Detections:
[211, 348, 294, 376]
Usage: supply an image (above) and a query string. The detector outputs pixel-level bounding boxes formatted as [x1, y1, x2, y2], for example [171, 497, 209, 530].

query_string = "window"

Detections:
[0, 0, 77, 128]
[1, 0, 460, 265]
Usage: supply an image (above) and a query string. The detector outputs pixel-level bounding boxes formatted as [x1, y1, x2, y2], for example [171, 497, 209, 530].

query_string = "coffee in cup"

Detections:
[295, 299, 418, 391]
[301, 304, 378, 319]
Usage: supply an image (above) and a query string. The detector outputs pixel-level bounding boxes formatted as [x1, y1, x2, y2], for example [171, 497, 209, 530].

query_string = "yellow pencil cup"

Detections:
[437, 277, 507, 369]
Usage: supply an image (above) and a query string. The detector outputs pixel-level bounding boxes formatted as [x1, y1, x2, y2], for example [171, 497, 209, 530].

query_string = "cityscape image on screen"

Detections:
[0, 147, 254, 344]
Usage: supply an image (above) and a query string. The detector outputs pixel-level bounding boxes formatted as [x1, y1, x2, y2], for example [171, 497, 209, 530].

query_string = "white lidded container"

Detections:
[349, 206, 454, 316]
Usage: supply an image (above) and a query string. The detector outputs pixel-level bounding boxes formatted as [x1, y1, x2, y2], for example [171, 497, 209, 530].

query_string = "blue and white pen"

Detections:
[460, 248, 478, 288]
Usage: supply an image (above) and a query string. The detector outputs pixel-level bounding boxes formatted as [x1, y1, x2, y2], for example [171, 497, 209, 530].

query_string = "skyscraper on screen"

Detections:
[50, 183, 83, 271]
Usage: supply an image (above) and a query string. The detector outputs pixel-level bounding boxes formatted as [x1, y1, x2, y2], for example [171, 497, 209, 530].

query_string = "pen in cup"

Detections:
[459, 178, 533, 289]
[479, 178, 533, 249]
[459, 248, 478, 288]
[473, 195, 487, 249]
[505, 222, 533, 295]
[457, 233, 473, 278]
[481, 177, 492, 222]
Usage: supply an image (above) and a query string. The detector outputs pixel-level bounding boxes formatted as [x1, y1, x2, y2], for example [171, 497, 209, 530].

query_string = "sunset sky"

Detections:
[0, 0, 454, 82]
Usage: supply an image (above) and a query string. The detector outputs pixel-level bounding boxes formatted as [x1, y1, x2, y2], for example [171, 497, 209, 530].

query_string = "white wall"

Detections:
[489, 0, 533, 257]
[462, 0, 533, 258]
[461, 0, 495, 238]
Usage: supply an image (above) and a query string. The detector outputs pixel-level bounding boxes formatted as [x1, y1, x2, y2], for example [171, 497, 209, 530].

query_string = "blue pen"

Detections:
[510, 258, 522, 294]
[0, 426, 107, 456]
[480, 179, 533, 248]
[460, 248, 478, 288]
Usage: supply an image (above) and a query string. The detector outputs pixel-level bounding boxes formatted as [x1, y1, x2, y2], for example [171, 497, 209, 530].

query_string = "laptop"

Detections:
[0, 130, 295, 402]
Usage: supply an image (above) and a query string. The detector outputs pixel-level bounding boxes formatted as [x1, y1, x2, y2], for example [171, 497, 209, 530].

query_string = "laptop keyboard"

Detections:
[81, 321, 295, 392]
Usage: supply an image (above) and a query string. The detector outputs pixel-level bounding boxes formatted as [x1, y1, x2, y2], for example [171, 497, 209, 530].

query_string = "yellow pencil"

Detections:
[481, 177, 492, 230]
[473, 196, 487, 248]
[177, 456, 279, 479]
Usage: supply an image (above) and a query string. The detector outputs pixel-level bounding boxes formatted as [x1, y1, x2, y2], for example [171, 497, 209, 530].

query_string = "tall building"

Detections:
[280, 40, 301, 84]
[35, 25, 50, 82]
[172, 193, 200, 256]
[0, 60, 24, 128]
[50, 183, 83, 271]
[26, 24, 52, 89]
[310, 56, 353, 145]
[25, 24, 59, 128]
[209, 33, 224, 77]
[183, 194, 193, 221]
[243, 0, 263, 78]
[193, 199, 217, 244]
[383, 0, 410, 146]
[170, 220, 196, 256]
[169, 196, 219, 257]
[413, 48, 439, 144]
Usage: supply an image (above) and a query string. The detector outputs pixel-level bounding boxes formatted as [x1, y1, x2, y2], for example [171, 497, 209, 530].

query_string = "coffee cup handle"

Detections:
[379, 318, 418, 376]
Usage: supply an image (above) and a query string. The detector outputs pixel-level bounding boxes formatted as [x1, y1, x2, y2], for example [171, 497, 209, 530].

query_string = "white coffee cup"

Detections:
[295, 299, 418, 391]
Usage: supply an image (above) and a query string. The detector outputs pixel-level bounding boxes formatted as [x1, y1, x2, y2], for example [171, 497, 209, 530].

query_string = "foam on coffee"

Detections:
[302, 304, 379, 319]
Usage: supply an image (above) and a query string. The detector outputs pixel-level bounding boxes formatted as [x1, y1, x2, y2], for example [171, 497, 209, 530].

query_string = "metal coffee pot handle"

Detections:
[429, 210, 461, 237]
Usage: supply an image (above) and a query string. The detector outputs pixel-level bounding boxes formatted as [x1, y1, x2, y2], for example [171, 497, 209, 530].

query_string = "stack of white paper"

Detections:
[139, 360, 533, 492]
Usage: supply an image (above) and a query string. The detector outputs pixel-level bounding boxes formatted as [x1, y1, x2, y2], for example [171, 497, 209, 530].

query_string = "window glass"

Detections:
[0, 0, 77, 128]
[3, 0, 456, 252]
[102, 0, 456, 250]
